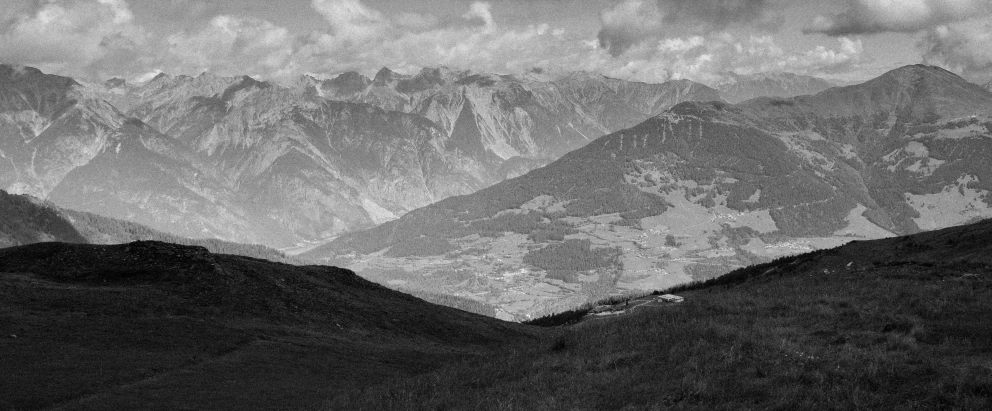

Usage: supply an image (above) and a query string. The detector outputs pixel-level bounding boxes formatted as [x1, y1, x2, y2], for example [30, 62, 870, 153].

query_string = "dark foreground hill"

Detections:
[0, 241, 532, 411]
[328, 220, 992, 410]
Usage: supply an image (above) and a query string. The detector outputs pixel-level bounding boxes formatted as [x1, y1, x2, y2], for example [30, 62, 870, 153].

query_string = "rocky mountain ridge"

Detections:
[299, 66, 724, 163]
[713, 71, 836, 103]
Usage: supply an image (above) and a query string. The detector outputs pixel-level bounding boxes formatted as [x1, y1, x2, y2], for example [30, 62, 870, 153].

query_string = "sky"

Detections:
[1, 0, 991, 86]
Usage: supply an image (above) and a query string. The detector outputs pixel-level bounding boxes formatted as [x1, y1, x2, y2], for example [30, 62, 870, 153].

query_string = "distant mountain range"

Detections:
[304, 65, 992, 319]
[713, 72, 836, 103]
[2, 64, 725, 247]
[299, 67, 722, 163]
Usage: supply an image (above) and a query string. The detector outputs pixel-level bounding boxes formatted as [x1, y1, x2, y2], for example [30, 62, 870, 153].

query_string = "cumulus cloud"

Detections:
[919, 16, 992, 80]
[0, 0, 145, 76]
[597, 0, 664, 56]
[463, 2, 496, 32]
[163, 15, 296, 78]
[311, 0, 391, 41]
[597, 0, 775, 56]
[293, 1, 565, 78]
[584, 33, 865, 85]
[807, 0, 992, 36]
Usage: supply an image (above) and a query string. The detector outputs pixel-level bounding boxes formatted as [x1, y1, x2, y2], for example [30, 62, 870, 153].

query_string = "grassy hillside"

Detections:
[0, 241, 533, 410]
[325, 220, 992, 410]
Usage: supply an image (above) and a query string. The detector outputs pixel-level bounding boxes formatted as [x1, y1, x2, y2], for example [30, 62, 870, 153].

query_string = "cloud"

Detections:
[0, 0, 148, 77]
[463, 2, 496, 32]
[919, 16, 992, 80]
[597, 0, 775, 56]
[597, 0, 663, 56]
[807, 0, 992, 36]
[0, 0, 874, 87]
[585, 33, 866, 85]
[293, 1, 566, 78]
[661, 0, 771, 28]
[163, 15, 296, 78]
[311, 0, 391, 41]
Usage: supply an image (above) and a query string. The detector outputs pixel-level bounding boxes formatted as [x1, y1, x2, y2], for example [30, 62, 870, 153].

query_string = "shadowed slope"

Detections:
[0, 241, 533, 410]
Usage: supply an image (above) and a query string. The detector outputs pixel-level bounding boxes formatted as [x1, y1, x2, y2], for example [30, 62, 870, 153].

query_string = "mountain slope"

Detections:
[0, 65, 127, 198]
[0, 240, 532, 410]
[102, 73, 490, 243]
[715, 72, 835, 103]
[305, 64, 992, 318]
[0, 189, 289, 262]
[0, 66, 286, 246]
[330, 219, 992, 410]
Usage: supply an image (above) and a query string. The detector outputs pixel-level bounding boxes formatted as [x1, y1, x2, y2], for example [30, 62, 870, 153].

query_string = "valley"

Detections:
[307, 65, 992, 319]
[334, 185, 900, 320]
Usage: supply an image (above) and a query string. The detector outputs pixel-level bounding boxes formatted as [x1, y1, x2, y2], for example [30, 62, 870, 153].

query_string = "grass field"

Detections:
[322, 220, 992, 410]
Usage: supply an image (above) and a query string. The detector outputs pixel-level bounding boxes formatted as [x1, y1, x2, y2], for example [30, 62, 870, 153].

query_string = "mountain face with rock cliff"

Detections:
[1, 64, 721, 247]
[304, 65, 992, 319]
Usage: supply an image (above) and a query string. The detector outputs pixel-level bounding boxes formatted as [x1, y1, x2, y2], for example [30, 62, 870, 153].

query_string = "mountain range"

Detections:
[2, 64, 730, 248]
[304, 64, 992, 319]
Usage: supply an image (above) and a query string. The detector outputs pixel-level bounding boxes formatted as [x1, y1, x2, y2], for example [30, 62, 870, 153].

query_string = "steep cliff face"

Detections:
[305, 65, 992, 318]
[715, 72, 835, 103]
